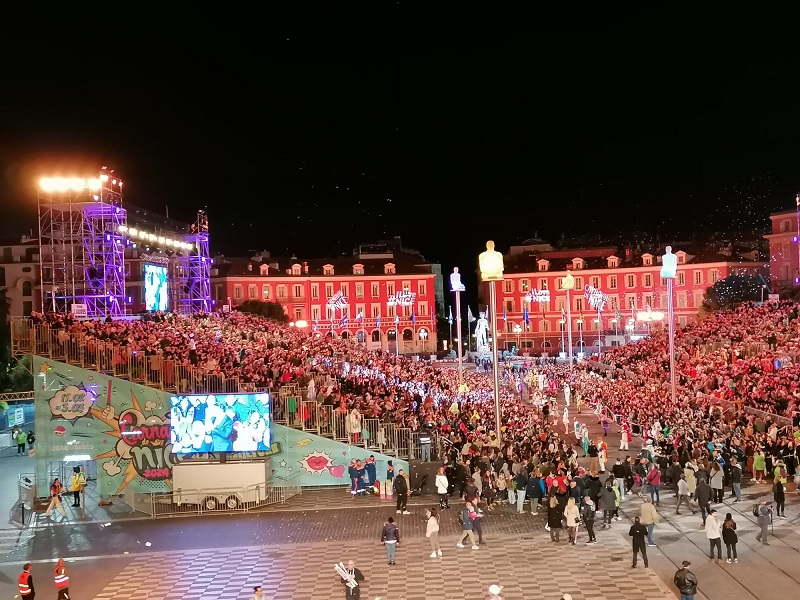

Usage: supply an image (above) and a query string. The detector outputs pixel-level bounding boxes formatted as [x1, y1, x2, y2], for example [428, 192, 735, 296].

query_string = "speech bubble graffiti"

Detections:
[49, 385, 95, 423]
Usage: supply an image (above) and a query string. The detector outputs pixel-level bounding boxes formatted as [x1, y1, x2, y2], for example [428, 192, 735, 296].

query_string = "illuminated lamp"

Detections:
[39, 178, 53, 191]
[295, 320, 308, 328]
[119, 225, 128, 233]
[118, 181, 123, 188]
[55, 178, 70, 192]
[112, 179, 117, 184]
[87, 178, 102, 190]
[69, 178, 85, 191]
[158, 236, 166, 245]
[128, 228, 137, 237]
[99, 174, 109, 182]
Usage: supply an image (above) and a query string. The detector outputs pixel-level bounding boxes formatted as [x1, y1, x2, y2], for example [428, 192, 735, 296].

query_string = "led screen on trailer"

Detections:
[170, 393, 271, 454]
[144, 263, 169, 311]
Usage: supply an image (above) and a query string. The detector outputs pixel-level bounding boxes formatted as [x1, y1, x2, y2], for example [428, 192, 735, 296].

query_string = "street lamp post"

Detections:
[662, 246, 678, 406]
[577, 317, 584, 357]
[479, 241, 504, 442]
[563, 272, 575, 365]
[450, 268, 466, 375]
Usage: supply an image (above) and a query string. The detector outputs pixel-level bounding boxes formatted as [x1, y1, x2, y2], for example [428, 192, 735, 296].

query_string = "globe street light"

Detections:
[513, 323, 522, 350]
[450, 268, 466, 375]
[479, 240, 504, 442]
[563, 272, 575, 365]
[661, 246, 678, 406]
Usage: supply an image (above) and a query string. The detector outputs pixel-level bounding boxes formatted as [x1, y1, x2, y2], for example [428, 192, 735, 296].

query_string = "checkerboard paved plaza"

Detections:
[91, 532, 673, 600]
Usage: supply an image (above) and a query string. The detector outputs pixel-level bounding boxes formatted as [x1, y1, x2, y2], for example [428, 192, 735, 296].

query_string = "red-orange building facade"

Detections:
[481, 242, 766, 354]
[211, 251, 440, 353]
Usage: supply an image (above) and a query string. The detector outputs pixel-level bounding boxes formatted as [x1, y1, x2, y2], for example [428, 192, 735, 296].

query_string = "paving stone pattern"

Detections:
[91, 532, 673, 600]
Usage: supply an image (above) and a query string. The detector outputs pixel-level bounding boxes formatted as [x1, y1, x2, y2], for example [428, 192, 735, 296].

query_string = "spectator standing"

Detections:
[722, 513, 738, 563]
[547, 495, 563, 542]
[629, 517, 649, 568]
[705, 509, 722, 561]
[564, 497, 580, 545]
[15, 430, 27, 455]
[514, 468, 528, 513]
[394, 469, 409, 515]
[639, 496, 659, 546]
[645, 463, 661, 506]
[695, 479, 712, 526]
[380, 517, 400, 565]
[729, 458, 742, 502]
[773, 478, 786, 518]
[435, 467, 450, 509]
[581, 496, 597, 544]
[425, 508, 442, 558]
[673, 561, 698, 600]
[598, 481, 616, 529]
[755, 501, 772, 545]
[710, 463, 724, 504]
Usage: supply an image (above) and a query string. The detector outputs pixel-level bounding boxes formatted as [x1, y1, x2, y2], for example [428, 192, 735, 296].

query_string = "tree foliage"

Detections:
[699, 274, 764, 318]
[236, 300, 290, 323]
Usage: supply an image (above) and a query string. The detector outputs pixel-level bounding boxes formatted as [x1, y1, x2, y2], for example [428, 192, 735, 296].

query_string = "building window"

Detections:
[259, 264, 268, 276]
[384, 263, 396, 275]
[572, 258, 584, 270]
[294, 307, 303, 320]
[678, 272, 686, 286]
[311, 283, 319, 299]
[608, 275, 618, 289]
[353, 264, 364, 276]
[291, 264, 302, 276]
[538, 260, 549, 272]
[520, 279, 529, 292]
[780, 220, 790, 232]
[504, 280, 514, 293]
[372, 330, 381, 343]
[607, 256, 619, 268]
[539, 278, 548, 290]
[643, 293, 653, 308]
[642, 255, 653, 266]
[387, 282, 395, 296]
[627, 295, 636, 309]
[325, 283, 334, 298]
[277, 285, 288, 300]
[341, 283, 349, 297]
[574, 276, 583, 289]
[418, 281, 426, 296]
[677, 252, 686, 264]
[626, 274, 635, 288]
[234, 285, 243, 300]
[556, 297, 566, 312]
[575, 298, 583, 312]
[610, 295, 619, 310]
[557, 278, 564, 291]
[418, 302, 427, 316]
[387, 306, 395, 318]
[505, 300, 514, 313]
[262, 285, 270, 300]
[372, 305, 380, 318]
[371, 283, 379, 297]
[541, 319, 550, 332]
[590, 276, 600, 289]
[356, 283, 364, 298]
[694, 271, 702, 285]
[293, 284, 303, 298]
[710, 269, 720, 283]
[643, 273, 652, 288]
[677, 292, 687, 308]
[323, 264, 334, 275]
[22, 280, 32, 297]
[694, 291, 703, 307]
[312, 306, 320, 320]
[248, 285, 257, 299]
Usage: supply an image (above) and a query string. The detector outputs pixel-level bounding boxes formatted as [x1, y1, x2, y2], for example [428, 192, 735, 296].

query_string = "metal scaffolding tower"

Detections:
[174, 210, 211, 314]
[38, 172, 127, 317]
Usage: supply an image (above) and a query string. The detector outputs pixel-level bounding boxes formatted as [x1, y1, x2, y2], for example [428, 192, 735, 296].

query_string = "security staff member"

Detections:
[18, 563, 35, 600]
[54, 558, 70, 600]
[419, 428, 432, 462]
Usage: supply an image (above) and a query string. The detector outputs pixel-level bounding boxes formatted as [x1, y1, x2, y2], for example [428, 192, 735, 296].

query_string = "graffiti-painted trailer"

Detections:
[171, 461, 270, 510]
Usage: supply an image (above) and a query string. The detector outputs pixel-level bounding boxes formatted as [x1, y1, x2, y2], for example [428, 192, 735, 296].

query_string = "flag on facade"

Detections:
[376, 315, 381, 327]
[561, 308, 566, 321]
[394, 314, 400, 324]
[468, 306, 476, 323]
[523, 305, 530, 326]
[615, 308, 622, 321]
[356, 310, 364, 322]
[503, 310, 507, 323]
[411, 311, 416, 324]
[313, 319, 319, 331]
[340, 314, 348, 327]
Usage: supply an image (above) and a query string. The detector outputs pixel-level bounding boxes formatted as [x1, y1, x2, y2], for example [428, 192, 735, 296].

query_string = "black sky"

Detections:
[2, 8, 800, 295]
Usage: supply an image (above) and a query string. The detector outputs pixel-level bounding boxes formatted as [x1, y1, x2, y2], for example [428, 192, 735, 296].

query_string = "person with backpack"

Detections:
[755, 501, 772, 545]
[581, 495, 597, 544]
[70, 466, 86, 508]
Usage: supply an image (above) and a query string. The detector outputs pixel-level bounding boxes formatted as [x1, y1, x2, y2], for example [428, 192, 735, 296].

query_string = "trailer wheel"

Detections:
[224, 495, 240, 509]
[203, 496, 218, 511]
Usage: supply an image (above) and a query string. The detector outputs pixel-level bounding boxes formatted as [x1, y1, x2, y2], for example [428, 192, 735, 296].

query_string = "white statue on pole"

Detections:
[479, 240, 504, 281]
[475, 311, 489, 351]
[661, 246, 677, 279]
[450, 267, 466, 292]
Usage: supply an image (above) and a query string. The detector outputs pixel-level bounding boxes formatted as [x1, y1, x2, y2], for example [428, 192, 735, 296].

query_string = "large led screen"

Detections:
[144, 263, 169, 311]
[170, 393, 271, 454]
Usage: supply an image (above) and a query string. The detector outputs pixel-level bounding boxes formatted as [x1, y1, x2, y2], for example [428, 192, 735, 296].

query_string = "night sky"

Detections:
[2, 9, 800, 296]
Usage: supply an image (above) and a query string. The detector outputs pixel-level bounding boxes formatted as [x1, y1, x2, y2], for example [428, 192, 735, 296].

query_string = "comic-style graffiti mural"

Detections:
[33, 357, 406, 497]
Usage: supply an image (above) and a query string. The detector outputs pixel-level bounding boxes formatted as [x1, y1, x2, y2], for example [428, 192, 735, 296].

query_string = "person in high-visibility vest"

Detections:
[18, 562, 35, 599]
[54, 558, 70, 600]
[70, 467, 86, 508]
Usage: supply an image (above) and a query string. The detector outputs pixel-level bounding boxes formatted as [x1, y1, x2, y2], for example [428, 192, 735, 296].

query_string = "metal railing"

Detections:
[125, 483, 302, 518]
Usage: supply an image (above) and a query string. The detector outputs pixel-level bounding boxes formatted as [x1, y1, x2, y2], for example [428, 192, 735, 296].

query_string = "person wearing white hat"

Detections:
[488, 584, 503, 599]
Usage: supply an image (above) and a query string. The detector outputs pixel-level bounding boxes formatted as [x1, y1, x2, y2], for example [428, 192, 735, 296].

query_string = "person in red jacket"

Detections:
[18, 563, 35, 600]
[54, 558, 70, 600]
[645, 463, 662, 506]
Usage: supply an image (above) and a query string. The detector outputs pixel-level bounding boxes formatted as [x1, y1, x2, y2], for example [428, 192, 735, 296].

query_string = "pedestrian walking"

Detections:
[44, 478, 67, 519]
[425, 507, 442, 558]
[629, 517, 649, 568]
[435, 467, 450, 509]
[695, 479, 712, 526]
[54, 558, 70, 600]
[581, 495, 597, 544]
[338, 560, 365, 599]
[18, 563, 35, 600]
[457, 502, 479, 549]
[673, 560, 698, 600]
[394, 469, 410, 514]
[250, 585, 263, 600]
[755, 501, 772, 545]
[380, 517, 400, 565]
[729, 458, 742, 502]
[705, 509, 722, 561]
[722, 513, 738, 563]
[639, 496, 659, 546]
[675, 475, 697, 515]
[598, 481, 616, 528]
